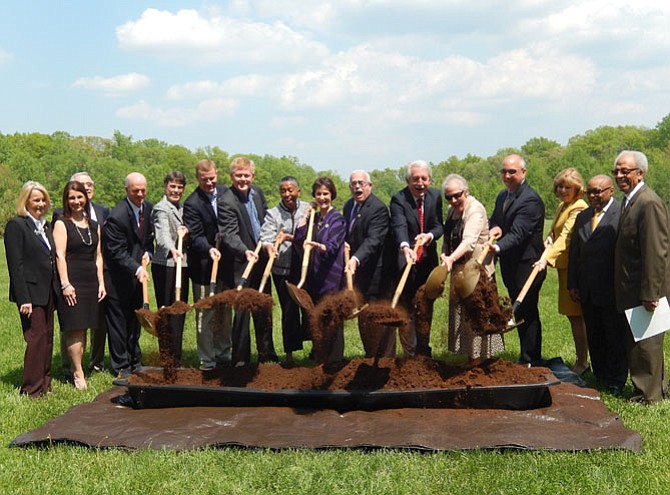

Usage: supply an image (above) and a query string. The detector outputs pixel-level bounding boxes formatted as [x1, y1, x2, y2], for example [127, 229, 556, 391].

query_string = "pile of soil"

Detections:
[309, 291, 358, 362]
[128, 356, 552, 391]
[193, 288, 273, 313]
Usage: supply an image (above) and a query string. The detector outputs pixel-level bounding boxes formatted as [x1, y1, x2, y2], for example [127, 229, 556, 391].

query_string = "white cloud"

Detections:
[116, 98, 239, 127]
[116, 8, 330, 66]
[72, 73, 150, 96]
[0, 48, 13, 64]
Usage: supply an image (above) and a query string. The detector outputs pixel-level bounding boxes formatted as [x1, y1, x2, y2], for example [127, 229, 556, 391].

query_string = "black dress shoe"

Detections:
[607, 386, 623, 398]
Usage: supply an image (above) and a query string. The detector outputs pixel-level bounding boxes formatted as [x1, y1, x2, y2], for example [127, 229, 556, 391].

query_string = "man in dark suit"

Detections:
[488, 154, 545, 365]
[390, 160, 443, 357]
[183, 159, 232, 371]
[568, 174, 628, 396]
[218, 156, 278, 366]
[54, 172, 110, 376]
[103, 172, 154, 377]
[613, 150, 670, 403]
[344, 170, 396, 357]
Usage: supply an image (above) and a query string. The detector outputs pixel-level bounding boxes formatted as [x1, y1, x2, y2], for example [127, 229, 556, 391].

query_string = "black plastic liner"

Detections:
[113, 376, 558, 412]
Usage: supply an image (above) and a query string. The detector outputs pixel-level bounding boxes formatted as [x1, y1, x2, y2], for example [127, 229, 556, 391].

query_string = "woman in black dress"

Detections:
[53, 181, 106, 390]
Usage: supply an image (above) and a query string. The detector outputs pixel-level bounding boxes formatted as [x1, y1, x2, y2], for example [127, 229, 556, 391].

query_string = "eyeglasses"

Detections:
[444, 190, 465, 201]
[586, 187, 612, 195]
[611, 168, 638, 177]
[349, 180, 370, 187]
[500, 169, 519, 176]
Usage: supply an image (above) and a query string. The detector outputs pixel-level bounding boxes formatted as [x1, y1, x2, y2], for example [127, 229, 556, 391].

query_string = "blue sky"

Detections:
[2, 1, 669, 178]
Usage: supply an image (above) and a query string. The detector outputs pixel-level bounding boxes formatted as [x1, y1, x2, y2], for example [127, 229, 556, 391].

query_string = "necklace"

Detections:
[72, 219, 93, 246]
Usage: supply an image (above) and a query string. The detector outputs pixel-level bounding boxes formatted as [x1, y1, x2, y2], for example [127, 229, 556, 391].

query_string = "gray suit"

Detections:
[614, 185, 670, 402]
[568, 199, 628, 388]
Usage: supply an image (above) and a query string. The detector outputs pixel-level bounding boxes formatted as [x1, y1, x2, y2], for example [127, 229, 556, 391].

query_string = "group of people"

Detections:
[5, 150, 669, 405]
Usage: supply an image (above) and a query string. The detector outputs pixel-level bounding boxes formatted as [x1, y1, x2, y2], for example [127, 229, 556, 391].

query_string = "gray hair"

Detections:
[615, 150, 648, 173]
[349, 170, 371, 183]
[70, 171, 92, 182]
[442, 173, 468, 192]
[405, 160, 432, 180]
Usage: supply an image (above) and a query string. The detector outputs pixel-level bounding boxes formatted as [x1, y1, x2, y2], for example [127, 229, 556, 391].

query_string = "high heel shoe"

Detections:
[73, 373, 88, 390]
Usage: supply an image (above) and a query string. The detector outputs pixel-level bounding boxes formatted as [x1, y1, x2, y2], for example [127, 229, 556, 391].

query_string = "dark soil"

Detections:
[457, 267, 513, 334]
[360, 302, 409, 327]
[128, 356, 552, 391]
[309, 291, 358, 363]
[155, 301, 192, 381]
[193, 288, 273, 313]
[412, 285, 433, 355]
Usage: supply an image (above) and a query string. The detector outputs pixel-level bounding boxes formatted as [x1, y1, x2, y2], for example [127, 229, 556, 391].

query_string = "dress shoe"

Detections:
[607, 386, 623, 398]
[199, 363, 215, 371]
[89, 363, 105, 373]
[116, 369, 132, 379]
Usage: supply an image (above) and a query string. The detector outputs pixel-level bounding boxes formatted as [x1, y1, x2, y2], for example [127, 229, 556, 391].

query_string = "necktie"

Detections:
[591, 209, 603, 231]
[349, 203, 360, 233]
[416, 197, 424, 262]
[502, 191, 511, 213]
[138, 207, 145, 238]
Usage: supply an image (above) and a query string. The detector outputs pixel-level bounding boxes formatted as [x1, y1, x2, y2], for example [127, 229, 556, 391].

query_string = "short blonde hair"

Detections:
[553, 167, 584, 199]
[16, 181, 51, 217]
[230, 156, 255, 174]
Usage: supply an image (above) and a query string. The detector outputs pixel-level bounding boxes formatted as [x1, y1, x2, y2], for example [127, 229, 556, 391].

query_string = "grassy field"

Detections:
[2, 241, 670, 495]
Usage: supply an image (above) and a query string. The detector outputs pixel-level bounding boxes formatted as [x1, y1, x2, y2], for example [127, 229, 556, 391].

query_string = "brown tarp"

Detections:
[11, 383, 641, 452]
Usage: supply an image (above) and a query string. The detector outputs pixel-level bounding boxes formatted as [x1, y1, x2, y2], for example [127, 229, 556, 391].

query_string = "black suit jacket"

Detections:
[489, 181, 545, 292]
[5, 216, 58, 306]
[389, 186, 443, 271]
[102, 198, 154, 299]
[343, 193, 391, 297]
[568, 199, 620, 307]
[218, 185, 269, 287]
[183, 185, 229, 286]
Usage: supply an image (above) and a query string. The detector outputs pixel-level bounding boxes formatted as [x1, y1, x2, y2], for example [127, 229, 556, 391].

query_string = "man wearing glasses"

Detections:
[612, 150, 670, 403]
[344, 170, 395, 357]
[488, 154, 545, 365]
[567, 175, 628, 397]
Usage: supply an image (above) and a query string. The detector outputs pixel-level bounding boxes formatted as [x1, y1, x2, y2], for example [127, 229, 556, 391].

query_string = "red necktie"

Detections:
[138, 207, 145, 238]
[416, 197, 424, 262]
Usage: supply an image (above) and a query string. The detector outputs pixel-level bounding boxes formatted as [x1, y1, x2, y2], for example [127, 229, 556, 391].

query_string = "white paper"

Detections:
[625, 297, 670, 342]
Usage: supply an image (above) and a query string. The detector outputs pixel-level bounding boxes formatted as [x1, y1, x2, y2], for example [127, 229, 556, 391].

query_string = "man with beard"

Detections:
[344, 170, 396, 357]
[613, 150, 670, 403]
[390, 160, 443, 357]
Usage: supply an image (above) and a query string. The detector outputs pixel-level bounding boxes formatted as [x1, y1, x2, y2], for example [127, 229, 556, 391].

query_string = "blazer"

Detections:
[489, 181, 545, 290]
[614, 185, 670, 311]
[389, 186, 443, 270]
[5, 216, 58, 306]
[102, 198, 154, 299]
[544, 198, 588, 269]
[151, 195, 188, 268]
[218, 185, 269, 285]
[568, 199, 620, 307]
[343, 193, 391, 297]
[183, 185, 229, 286]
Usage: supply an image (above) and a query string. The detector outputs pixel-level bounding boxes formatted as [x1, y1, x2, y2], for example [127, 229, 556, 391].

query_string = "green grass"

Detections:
[2, 241, 670, 495]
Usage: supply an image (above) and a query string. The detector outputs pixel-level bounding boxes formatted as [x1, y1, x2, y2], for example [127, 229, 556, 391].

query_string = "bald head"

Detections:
[586, 174, 614, 211]
[125, 172, 147, 208]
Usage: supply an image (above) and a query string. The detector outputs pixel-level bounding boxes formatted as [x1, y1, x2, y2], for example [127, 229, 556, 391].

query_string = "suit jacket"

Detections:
[614, 185, 670, 311]
[218, 185, 269, 286]
[489, 181, 545, 291]
[183, 185, 229, 286]
[568, 199, 620, 307]
[389, 187, 443, 271]
[5, 216, 58, 306]
[102, 198, 154, 299]
[343, 193, 390, 297]
[151, 195, 187, 268]
[544, 198, 588, 269]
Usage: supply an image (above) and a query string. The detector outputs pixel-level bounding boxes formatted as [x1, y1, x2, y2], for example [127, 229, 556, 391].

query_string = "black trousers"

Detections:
[19, 295, 55, 397]
[582, 301, 628, 388]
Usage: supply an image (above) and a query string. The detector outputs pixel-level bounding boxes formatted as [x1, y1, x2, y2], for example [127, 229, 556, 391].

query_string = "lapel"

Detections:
[619, 184, 645, 225]
[233, 187, 254, 235]
[402, 187, 421, 231]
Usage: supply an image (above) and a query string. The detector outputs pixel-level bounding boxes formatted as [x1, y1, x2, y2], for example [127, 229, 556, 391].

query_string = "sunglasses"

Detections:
[586, 187, 612, 195]
[444, 190, 465, 201]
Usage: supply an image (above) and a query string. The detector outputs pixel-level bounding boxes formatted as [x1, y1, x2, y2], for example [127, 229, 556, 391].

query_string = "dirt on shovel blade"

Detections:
[193, 288, 273, 313]
[361, 302, 409, 327]
[456, 266, 513, 335]
[309, 291, 357, 363]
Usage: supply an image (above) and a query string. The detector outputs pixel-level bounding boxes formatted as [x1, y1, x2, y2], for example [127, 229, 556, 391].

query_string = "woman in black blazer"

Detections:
[4, 181, 58, 398]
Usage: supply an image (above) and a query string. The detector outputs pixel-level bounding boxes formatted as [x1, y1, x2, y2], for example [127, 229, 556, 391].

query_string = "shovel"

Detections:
[135, 256, 157, 337]
[236, 241, 263, 291]
[343, 244, 368, 319]
[258, 236, 282, 293]
[451, 235, 496, 300]
[511, 245, 551, 316]
[390, 240, 421, 309]
[174, 225, 187, 302]
[286, 208, 316, 311]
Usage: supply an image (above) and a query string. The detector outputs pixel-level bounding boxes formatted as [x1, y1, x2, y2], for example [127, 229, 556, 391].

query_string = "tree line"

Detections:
[1, 113, 670, 235]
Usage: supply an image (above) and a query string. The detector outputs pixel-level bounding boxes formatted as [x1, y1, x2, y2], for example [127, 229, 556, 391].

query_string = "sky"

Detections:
[1, 1, 669, 178]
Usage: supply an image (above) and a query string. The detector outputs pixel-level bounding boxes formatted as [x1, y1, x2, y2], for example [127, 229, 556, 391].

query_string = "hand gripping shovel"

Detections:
[258, 237, 282, 293]
[236, 241, 262, 291]
[450, 235, 496, 300]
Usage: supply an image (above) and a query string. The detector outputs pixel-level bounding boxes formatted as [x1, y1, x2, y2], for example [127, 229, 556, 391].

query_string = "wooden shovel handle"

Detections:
[476, 234, 496, 265]
[297, 208, 316, 289]
[238, 241, 262, 289]
[141, 256, 150, 307]
[513, 246, 551, 312]
[259, 237, 282, 293]
[344, 244, 354, 291]
[391, 240, 421, 309]
[175, 226, 186, 302]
